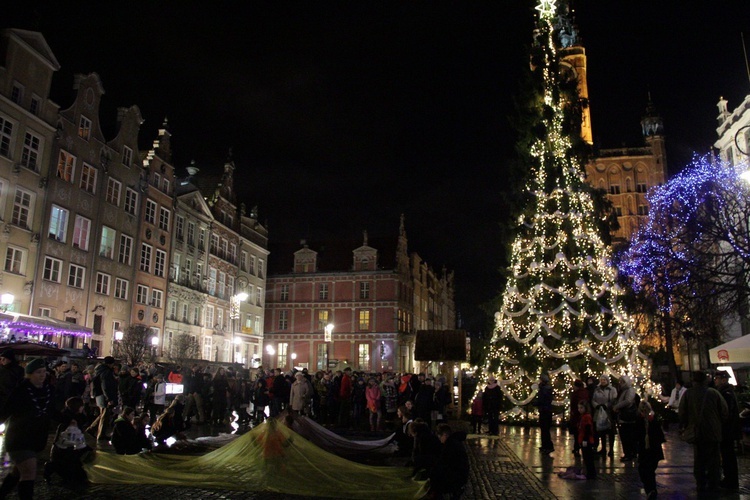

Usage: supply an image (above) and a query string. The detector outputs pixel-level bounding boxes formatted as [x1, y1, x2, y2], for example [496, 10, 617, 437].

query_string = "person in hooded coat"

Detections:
[483, 377, 502, 436]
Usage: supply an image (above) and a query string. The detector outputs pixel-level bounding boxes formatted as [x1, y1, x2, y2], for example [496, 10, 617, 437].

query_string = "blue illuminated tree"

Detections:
[621, 155, 750, 375]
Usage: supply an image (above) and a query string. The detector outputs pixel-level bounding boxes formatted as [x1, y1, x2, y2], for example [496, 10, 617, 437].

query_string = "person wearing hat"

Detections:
[713, 370, 740, 490]
[0, 349, 24, 408]
[0, 358, 52, 499]
[290, 371, 313, 416]
[483, 376, 502, 435]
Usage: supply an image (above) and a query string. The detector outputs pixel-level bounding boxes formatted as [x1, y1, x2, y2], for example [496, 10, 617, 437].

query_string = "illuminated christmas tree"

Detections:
[480, 0, 653, 418]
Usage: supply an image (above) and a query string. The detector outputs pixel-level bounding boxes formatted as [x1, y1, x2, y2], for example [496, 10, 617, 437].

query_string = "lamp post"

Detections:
[231, 291, 249, 364]
[324, 323, 334, 370]
[0, 293, 14, 313]
[113, 329, 123, 357]
[151, 335, 159, 359]
[266, 344, 275, 368]
[291, 352, 297, 370]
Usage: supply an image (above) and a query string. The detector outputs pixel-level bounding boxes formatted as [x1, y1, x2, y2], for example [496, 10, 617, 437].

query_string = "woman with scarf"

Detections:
[0, 358, 54, 499]
[483, 376, 502, 436]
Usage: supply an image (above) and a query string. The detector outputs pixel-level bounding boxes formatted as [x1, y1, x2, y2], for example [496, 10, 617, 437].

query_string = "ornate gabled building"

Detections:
[586, 98, 668, 243]
[714, 94, 750, 166]
[130, 122, 175, 355]
[167, 156, 269, 366]
[263, 216, 455, 373]
[0, 29, 60, 316]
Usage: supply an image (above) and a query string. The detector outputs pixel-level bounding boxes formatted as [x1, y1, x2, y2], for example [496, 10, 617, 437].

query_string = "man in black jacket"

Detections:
[85, 356, 118, 441]
[713, 371, 740, 490]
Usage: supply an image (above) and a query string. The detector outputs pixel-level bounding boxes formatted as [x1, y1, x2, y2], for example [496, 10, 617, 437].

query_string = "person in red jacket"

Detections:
[569, 379, 590, 456]
[577, 400, 596, 479]
[337, 367, 353, 427]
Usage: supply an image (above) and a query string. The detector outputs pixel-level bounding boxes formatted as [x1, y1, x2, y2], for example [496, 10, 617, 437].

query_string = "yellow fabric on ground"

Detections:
[86, 419, 428, 499]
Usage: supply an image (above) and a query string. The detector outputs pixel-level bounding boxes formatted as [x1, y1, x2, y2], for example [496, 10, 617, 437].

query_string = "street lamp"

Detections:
[324, 323, 334, 370]
[0, 293, 14, 313]
[266, 344, 275, 367]
[151, 335, 159, 359]
[291, 352, 297, 369]
[113, 330, 123, 357]
[231, 291, 249, 364]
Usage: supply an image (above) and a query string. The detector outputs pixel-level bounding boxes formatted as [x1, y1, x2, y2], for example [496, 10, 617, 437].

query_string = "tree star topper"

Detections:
[536, 0, 557, 18]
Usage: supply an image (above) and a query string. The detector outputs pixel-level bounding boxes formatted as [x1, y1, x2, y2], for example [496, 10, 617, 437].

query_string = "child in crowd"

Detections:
[577, 400, 596, 480]
[470, 392, 484, 434]
[44, 397, 93, 486]
[112, 407, 151, 454]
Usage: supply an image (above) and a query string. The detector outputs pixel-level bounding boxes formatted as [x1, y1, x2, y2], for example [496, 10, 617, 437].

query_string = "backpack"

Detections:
[91, 372, 103, 397]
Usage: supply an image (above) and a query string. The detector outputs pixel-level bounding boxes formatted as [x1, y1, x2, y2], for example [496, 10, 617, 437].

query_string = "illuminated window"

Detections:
[318, 310, 329, 330]
[56, 150, 76, 182]
[48, 205, 69, 242]
[72, 215, 91, 250]
[100, 226, 116, 258]
[358, 310, 371, 330]
[78, 116, 91, 140]
[276, 342, 288, 367]
[358, 344, 370, 371]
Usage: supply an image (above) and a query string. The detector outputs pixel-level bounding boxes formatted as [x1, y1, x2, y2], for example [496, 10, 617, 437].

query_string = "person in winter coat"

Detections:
[635, 401, 665, 500]
[111, 407, 149, 454]
[576, 400, 596, 479]
[253, 377, 270, 423]
[713, 370, 740, 490]
[43, 396, 92, 486]
[679, 370, 728, 492]
[471, 392, 484, 434]
[85, 356, 118, 441]
[410, 420, 441, 478]
[569, 379, 590, 456]
[211, 368, 229, 425]
[534, 373, 555, 452]
[0, 358, 54, 499]
[413, 378, 435, 424]
[612, 375, 638, 462]
[0, 349, 24, 408]
[365, 377, 382, 431]
[483, 377, 502, 435]
[289, 372, 313, 415]
[592, 374, 618, 457]
[381, 376, 399, 424]
[149, 373, 167, 425]
[429, 424, 469, 499]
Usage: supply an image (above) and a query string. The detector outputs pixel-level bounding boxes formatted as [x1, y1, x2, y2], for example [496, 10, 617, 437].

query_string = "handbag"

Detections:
[595, 405, 611, 431]
[679, 390, 707, 444]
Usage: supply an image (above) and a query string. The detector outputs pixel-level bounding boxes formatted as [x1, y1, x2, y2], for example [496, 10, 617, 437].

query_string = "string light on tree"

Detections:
[476, 0, 654, 421]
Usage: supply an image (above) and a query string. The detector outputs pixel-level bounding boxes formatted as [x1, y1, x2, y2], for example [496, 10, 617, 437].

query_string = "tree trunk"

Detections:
[662, 312, 678, 382]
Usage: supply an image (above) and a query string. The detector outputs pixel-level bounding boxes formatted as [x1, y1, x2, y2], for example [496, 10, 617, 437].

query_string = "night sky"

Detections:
[5, 1, 750, 332]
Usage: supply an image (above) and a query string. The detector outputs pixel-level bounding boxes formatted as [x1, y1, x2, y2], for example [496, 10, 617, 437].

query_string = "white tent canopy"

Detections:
[709, 334, 750, 364]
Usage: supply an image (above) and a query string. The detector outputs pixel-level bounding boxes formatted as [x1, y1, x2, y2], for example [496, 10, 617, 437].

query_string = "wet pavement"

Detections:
[1, 419, 748, 499]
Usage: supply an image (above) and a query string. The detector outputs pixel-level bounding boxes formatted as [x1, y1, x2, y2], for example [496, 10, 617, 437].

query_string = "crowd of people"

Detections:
[0, 351, 469, 498]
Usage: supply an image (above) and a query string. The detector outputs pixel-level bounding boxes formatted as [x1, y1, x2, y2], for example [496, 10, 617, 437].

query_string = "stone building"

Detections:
[130, 123, 175, 356]
[0, 29, 60, 316]
[263, 217, 455, 373]
[166, 157, 269, 366]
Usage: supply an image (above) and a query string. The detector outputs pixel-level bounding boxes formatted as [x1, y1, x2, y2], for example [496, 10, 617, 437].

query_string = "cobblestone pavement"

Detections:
[1, 421, 748, 499]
